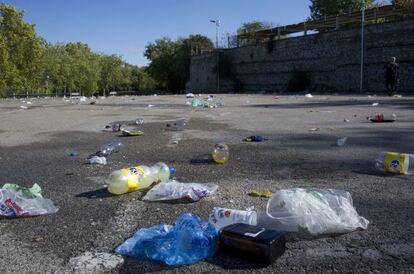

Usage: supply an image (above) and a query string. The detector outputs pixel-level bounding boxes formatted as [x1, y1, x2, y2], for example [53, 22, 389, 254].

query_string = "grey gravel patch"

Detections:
[362, 249, 383, 260]
[380, 242, 414, 260]
[68, 252, 124, 273]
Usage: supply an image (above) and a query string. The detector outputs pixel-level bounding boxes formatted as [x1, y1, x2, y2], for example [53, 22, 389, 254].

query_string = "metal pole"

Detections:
[216, 23, 220, 93]
[210, 19, 220, 93]
[360, 0, 365, 93]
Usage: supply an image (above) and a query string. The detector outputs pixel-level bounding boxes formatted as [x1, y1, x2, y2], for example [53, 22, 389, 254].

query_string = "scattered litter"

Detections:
[115, 213, 218, 266]
[90, 101, 96, 105]
[108, 162, 171, 195]
[79, 96, 87, 103]
[106, 118, 144, 132]
[368, 113, 397, 123]
[165, 118, 188, 131]
[375, 152, 414, 174]
[143, 180, 218, 202]
[88, 156, 107, 165]
[305, 93, 313, 98]
[372, 102, 379, 106]
[26, 101, 33, 105]
[344, 119, 350, 123]
[66, 150, 78, 157]
[186, 98, 219, 108]
[248, 190, 273, 198]
[212, 143, 229, 164]
[121, 127, 144, 136]
[308, 127, 320, 132]
[186, 93, 194, 98]
[393, 94, 402, 98]
[337, 137, 347, 147]
[266, 188, 369, 235]
[20, 106, 28, 109]
[0, 184, 58, 217]
[209, 207, 257, 230]
[147, 104, 154, 108]
[90, 139, 122, 158]
[219, 223, 286, 265]
[243, 136, 266, 142]
[2, 183, 42, 198]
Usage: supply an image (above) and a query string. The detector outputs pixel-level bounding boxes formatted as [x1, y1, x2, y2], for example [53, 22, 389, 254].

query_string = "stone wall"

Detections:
[190, 19, 414, 93]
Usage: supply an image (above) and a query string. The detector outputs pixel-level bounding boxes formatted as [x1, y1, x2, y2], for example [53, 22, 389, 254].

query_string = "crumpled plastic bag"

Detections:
[266, 188, 369, 235]
[142, 180, 218, 202]
[88, 156, 107, 165]
[115, 213, 218, 266]
[2, 183, 42, 198]
[0, 184, 58, 217]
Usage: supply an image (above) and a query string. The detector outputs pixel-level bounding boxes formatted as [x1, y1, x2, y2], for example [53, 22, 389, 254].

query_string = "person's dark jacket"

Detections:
[385, 62, 399, 84]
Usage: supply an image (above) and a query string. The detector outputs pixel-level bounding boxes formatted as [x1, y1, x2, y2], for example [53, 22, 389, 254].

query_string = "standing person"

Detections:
[385, 57, 400, 96]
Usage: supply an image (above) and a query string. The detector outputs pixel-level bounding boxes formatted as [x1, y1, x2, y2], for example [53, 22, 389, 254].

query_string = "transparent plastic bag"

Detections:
[142, 180, 218, 202]
[115, 213, 218, 265]
[0, 188, 58, 217]
[266, 188, 369, 235]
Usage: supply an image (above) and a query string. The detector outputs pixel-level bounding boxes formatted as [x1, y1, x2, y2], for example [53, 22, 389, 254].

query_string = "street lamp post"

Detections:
[210, 19, 220, 93]
[360, 0, 365, 93]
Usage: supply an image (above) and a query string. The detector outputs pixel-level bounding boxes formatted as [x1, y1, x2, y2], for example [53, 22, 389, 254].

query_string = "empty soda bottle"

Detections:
[212, 143, 229, 164]
[107, 162, 172, 195]
[375, 152, 414, 175]
[368, 113, 397, 123]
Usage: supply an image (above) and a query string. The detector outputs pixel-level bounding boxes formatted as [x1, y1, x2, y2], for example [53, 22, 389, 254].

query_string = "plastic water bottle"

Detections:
[107, 162, 171, 195]
[212, 143, 229, 164]
[368, 113, 397, 123]
[99, 140, 123, 157]
[375, 152, 414, 174]
[165, 118, 187, 131]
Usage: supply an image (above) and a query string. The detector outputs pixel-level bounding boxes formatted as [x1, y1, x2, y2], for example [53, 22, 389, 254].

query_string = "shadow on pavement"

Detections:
[75, 188, 113, 199]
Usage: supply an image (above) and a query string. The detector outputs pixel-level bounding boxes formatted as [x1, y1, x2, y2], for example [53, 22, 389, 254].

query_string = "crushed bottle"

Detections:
[375, 152, 414, 175]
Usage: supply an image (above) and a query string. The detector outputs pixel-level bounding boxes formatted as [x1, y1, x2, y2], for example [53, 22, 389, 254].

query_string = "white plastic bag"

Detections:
[0, 189, 58, 217]
[143, 180, 218, 202]
[266, 188, 369, 235]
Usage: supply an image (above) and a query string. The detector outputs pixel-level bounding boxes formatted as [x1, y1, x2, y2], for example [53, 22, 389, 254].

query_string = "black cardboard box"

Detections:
[219, 223, 286, 265]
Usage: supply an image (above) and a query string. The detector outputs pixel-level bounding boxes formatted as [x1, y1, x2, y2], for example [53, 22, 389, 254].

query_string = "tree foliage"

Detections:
[144, 35, 213, 92]
[309, 0, 376, 20]
[393, 0, 414, 12]
[0, 3, 157, 97]
[236, 21, 274, 46]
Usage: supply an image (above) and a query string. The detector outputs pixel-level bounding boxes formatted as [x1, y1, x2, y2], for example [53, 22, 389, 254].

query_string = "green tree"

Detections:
[236, 21, 274, 45]
[309, 0, 376, 20]
[99, 54, 125, 95]
[65, 42, 100, 96]
[129, 66, 156, 93]
[145, 35, 213, 92]
[144, 37, 180, 91]
[0, 3, 44, 95]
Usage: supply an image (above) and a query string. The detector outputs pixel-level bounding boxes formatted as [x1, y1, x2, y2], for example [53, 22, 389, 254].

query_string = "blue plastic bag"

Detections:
[115, 213, 218, 266]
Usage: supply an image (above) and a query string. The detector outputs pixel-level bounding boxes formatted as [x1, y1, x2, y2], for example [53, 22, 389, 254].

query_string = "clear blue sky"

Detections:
[4, 0, 312, 66]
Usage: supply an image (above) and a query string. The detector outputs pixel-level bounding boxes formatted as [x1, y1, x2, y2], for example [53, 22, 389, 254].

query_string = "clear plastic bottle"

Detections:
[212, 143, 229, 164]
[107, 162, 171, 195]
[165, 118, 188, 131]
[368, 113, 397, 123]
[99, 140, 123, 157]
[375, 152, 414, 174]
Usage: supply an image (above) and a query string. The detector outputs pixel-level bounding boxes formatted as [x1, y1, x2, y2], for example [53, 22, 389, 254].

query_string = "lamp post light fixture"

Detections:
[210, 19, 220, 93]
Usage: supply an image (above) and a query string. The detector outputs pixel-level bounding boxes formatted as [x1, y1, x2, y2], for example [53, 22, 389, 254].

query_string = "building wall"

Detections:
[190, 19, 414, 93]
